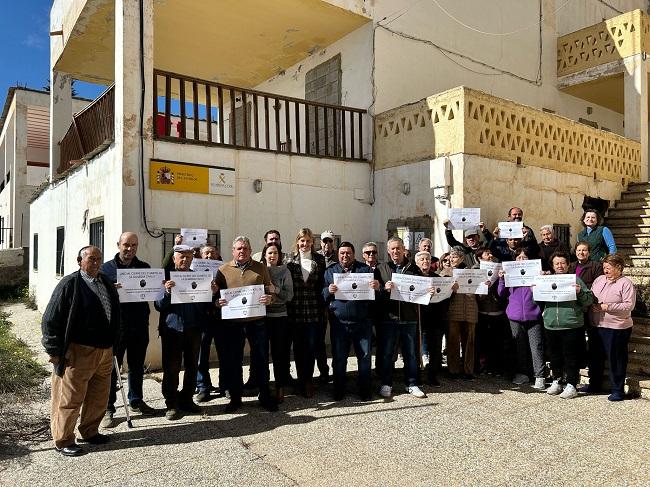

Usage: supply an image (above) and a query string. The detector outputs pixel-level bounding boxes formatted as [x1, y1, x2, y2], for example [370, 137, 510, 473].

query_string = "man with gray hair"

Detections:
[216, 236, 276, 412]
[42, 246, 122, 456]
[375, 237, 426, 399]
[538, 225, 568, 271]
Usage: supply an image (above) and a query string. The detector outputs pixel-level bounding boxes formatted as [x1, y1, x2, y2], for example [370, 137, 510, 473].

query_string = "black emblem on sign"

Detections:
[242, 297, 248, 305]
[551, 283, 557, 290]
[487, 270, 493, 277]
[409, 285, 415, 291]
[461, 217, 466, 222]
[436, 288, 441, 293]
[139, 279, 146, 287]
[520, 269, 526, 275]
[352, 283, 358, 290]
[191, 281, 197, 289]
[467, 279, 473, 285]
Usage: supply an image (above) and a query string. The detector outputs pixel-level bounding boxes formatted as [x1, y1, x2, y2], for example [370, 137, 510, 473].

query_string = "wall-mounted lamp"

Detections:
[253, 179, 263, 193]
[401, 182, 410, 195]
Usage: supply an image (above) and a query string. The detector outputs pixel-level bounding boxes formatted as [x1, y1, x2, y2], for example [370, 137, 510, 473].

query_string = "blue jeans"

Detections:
[329, 314, 372, 394]
[108, 322, 149, 411]
[196, 327, 222, 393]
[377, 320, 418, 387]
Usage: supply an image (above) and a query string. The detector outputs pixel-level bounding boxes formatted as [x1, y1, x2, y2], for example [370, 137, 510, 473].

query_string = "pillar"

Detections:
[624, 54, 649, 181]
[49, 71, 73, 180]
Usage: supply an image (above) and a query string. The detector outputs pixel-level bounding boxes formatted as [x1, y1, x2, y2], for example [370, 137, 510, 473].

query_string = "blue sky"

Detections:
[0, 2, 104, 103]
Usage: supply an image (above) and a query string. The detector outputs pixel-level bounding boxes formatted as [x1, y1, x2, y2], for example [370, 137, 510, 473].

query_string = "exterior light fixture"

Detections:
[401, 182, 410, 195]
[253, 179, 263, 193]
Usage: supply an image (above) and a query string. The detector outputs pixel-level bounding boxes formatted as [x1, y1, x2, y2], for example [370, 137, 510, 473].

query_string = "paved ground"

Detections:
[1, 302, 649, 486]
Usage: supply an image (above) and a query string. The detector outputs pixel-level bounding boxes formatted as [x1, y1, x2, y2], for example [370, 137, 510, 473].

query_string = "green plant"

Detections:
[0, 311, 48, 395]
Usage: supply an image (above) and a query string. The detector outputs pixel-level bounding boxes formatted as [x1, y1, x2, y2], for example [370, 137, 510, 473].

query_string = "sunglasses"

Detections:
[322, 238, 333, 243]
[363, 250, 377, 255]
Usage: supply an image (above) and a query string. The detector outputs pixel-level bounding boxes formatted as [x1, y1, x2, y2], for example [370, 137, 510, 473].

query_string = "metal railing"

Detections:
[58, 85, 115, 174]
[0, 227, 13, 248]
[153, 69, 368, 161]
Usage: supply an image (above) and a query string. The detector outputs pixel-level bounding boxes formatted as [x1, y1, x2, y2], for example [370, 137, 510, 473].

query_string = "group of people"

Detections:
[41, 206, 636, 457]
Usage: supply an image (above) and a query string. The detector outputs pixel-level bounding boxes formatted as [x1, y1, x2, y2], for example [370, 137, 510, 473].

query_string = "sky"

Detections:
[0, 2, 104, 104]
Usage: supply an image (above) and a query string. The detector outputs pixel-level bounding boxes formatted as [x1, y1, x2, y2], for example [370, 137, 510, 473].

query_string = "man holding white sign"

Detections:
[323, 242, 379, 401]
[215, 236, 276, 413]
[491, 207, 540, 260]
[100, 232, 157, 427]
[155, 245, 219, 420]
[375, 237, 427, 399]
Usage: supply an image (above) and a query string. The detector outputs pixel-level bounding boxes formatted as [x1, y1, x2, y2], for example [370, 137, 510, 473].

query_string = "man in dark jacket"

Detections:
[375, 237, 426, 399]
[100, 232, 156, 428]
[539, 225, 568, 271]
[491, 207, 540, 260]
[41, 245, 122, 456]
[323, 242, 379, 401]
[155, 244, 218, 420]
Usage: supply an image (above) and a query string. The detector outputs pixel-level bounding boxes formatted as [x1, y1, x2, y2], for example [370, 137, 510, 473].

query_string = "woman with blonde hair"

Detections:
[286, 228, 327, 397]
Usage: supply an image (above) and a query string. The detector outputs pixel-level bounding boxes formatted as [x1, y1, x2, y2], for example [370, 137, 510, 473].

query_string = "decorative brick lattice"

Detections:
[374, 86, 641, 182]
[557, 9, 649, 77]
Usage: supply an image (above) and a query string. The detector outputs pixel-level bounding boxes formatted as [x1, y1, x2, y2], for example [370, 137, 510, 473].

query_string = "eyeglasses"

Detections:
[322, 238, 333, 243]
[442, 259, 451, 264]
[363, 250, 377, 255]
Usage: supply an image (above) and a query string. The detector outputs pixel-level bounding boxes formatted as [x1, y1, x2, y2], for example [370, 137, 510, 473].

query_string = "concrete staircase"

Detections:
[602, 181, 650, 398]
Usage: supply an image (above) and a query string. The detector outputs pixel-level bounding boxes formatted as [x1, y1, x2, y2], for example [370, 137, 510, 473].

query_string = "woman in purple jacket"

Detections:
[497, 248, 546, 389]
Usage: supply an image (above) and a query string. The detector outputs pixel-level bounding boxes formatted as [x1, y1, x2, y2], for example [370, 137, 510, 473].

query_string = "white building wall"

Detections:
[372, 0, 646, 135]
[29, 145, 123, 310]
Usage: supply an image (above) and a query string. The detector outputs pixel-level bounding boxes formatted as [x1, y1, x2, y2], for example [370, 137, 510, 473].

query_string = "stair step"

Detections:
[608, 207, 650, 218]
[632, 317, 650, 336]
[616, 244, 650, 256]
[616, 235, 650, 245]
[614, 199, 650, 209]
[606, 215, 650, 225]
[579, 370, 647, 397]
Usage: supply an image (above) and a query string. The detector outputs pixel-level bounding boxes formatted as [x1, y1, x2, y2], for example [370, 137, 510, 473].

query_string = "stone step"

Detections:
[626, 181, 650, 191]
[613, 199, 650, 209]
[616, 234, 650, 245]
[629, 336, 650, 355]
[579, 369, 647, 397]
[608, 207, 650, 218]
[607, 224, 650, 236]
[625, 255, 650, 266]
[627, 358, 650, 376]
[616, 244, 650, 256]
[632, 317, 650, 336]
[620, 188, 650, 201]
[606, 215, 650, 225]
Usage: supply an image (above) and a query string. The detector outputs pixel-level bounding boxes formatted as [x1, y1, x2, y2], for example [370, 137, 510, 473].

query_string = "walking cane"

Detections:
[113, 356, 134, 428]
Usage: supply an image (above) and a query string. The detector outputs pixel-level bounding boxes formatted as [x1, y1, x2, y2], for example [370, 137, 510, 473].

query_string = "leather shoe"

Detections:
[224, 399, 242, 413]
[165, 408, 181, 420]
[130, 401, 157, 416]
[55, 443, 83, 456]
[179, 401, 201, 413]
[79, 433, 109, 445]
[195, 390, 212, 403]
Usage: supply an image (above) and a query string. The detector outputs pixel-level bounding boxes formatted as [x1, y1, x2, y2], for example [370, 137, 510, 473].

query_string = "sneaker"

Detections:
[100, 411, 116, 429]
[165, 408, 181, 421]
[532, 377, 546, 390]
[546, 380, 563, 395]
[130, 401, 157, 416]
[559, 384, 578, 399]
[512, 373, 529, 385]
[195, 390, 212, 403]
[379, 385, 392, 398]
[608, 392, 624, 402]
[406, 385, 427, 398]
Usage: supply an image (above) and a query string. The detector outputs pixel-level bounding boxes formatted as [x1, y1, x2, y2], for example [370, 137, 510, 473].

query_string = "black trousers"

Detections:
[546, 327, 584, 387]
[161, 327, 201, 409]
[108, 322, 149, 411]
[591, 327, 632, 395]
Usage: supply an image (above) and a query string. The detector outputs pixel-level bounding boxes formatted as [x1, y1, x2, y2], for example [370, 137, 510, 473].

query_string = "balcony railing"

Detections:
[557, 9, 650, 77]
[58, 85, 115, 174]
[153, 69, 368, 161]
[375, 86, 641, 183]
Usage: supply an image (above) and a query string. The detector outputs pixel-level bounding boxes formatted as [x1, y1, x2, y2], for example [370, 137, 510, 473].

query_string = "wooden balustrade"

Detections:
[58, 85, 115, 174]
[153, 69, 368, 161]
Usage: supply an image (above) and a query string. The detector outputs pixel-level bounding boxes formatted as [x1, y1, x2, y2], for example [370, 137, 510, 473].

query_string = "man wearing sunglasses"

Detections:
[361, 242, 380, 271]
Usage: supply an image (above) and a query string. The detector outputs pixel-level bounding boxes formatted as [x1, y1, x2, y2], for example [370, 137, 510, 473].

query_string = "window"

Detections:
[56, 227, 65, 276]
[162, 229, 221, 260]
[0, 217, 4, 244]
[305, 54, 342, 156]
[89, 218, 105, 255]
[33, 234, 38, 271]
[553, 224, 571, 250]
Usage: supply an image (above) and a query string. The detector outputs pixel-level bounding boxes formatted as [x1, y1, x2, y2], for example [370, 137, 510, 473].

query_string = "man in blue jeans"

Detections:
[375, 237, 426, 399]
[100, 232, 157, 428]
[323, 242, 379, 401]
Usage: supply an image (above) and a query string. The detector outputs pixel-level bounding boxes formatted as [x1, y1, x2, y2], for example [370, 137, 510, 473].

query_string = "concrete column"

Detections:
[115, 0, 154, 241]
[623, 54, 649, 181]
[49, 71, 73, 180]
[12, 99, 27, 247]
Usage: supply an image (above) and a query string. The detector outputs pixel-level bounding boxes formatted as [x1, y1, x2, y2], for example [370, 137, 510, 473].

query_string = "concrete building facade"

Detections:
[30, 0, 650, 367]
